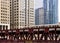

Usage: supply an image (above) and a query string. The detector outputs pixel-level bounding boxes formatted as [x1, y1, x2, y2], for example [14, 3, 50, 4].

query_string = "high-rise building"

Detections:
[10, 0, 35, 29]
[0, 0, 10, 30]
[43, 0, 58, 24]
[35, 8, 44, 25]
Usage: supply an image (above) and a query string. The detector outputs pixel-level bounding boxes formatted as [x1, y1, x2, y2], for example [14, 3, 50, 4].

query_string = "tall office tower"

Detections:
[0, 0, 10, 30]
[43, 0, 58, 24]
[35, 8, 44, 25]
[10, 0, 35, 29]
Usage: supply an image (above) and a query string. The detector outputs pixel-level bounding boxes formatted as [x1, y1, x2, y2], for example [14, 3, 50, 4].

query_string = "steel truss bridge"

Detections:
[0, 24, 60, 43]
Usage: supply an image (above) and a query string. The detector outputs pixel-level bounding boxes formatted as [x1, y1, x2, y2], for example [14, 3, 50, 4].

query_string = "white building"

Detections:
[0, 0, 10, 30]
[10, 0, 35, 29]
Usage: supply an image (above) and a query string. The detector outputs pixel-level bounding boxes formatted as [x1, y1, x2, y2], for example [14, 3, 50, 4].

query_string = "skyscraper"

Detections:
[43, 0, 58, 24]
[35, 8, 44, 25]
[0, 0, 10, 29]
[10, 0, 35, 29]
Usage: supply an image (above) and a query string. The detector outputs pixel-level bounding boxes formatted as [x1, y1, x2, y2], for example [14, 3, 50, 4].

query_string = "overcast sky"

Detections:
[35, 0, 60, 22]
[35, 0, 43, 9]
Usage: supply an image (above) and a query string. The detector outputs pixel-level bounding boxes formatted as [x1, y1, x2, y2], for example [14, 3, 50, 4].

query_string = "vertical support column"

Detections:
[3, 25, 5, 30]
[34, 34, 36, 40]
[20, 35, 22, 40]
[31, 33, 33, 40]
[38, 29, 39, 40]
[2, 25, 3, 30]
[0, 25, 2, 30]
[55, 27, 57, 41]
[52, 33, 53, 40]
[6, 26, 8, 30]
[7, 35, 9, 40]
[44, 27, 49, 40]
[23, 29, 24, 40]
[5, 25, 6, 30]
[25, 34, 27, 40]
[8, 35, 10, 40]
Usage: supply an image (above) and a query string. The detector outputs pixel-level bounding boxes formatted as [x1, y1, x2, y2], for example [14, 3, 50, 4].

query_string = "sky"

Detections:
[35, 0, 60, 22]
[35, 0, 43, 9]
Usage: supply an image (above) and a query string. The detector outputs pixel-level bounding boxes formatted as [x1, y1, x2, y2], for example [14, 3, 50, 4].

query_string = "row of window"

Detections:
[14, 0, 19, 2]
[1, 4, 9, 7]
[1, 13, 7, 15]
[1, 19, 9, 21]
[1, 22, 9, 24]
[14, 3, 19, 5]
[1, 7, 8, 10]
[1, 10, 7, 13]
[1, 1, 8, 4]
[1, 16, 9, 18]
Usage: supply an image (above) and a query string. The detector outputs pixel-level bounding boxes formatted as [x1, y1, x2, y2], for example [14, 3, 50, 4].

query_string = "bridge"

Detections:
[0, 24, 60, 43]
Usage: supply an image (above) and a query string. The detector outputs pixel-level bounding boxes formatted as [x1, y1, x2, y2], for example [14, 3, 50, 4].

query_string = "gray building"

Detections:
[35, 8, 44, 25]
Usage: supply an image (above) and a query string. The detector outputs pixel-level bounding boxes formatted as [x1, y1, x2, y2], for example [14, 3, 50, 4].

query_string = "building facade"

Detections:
[10, 0, 35, 29]
[10, 0, 14, 29]
[35, 8, 44, 25]
[43, 0, 58, 24]
[0, 0, 10, 30]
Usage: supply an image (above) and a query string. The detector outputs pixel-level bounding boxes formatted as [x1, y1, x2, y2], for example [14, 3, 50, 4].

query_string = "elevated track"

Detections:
[0, 24, 60, 43]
